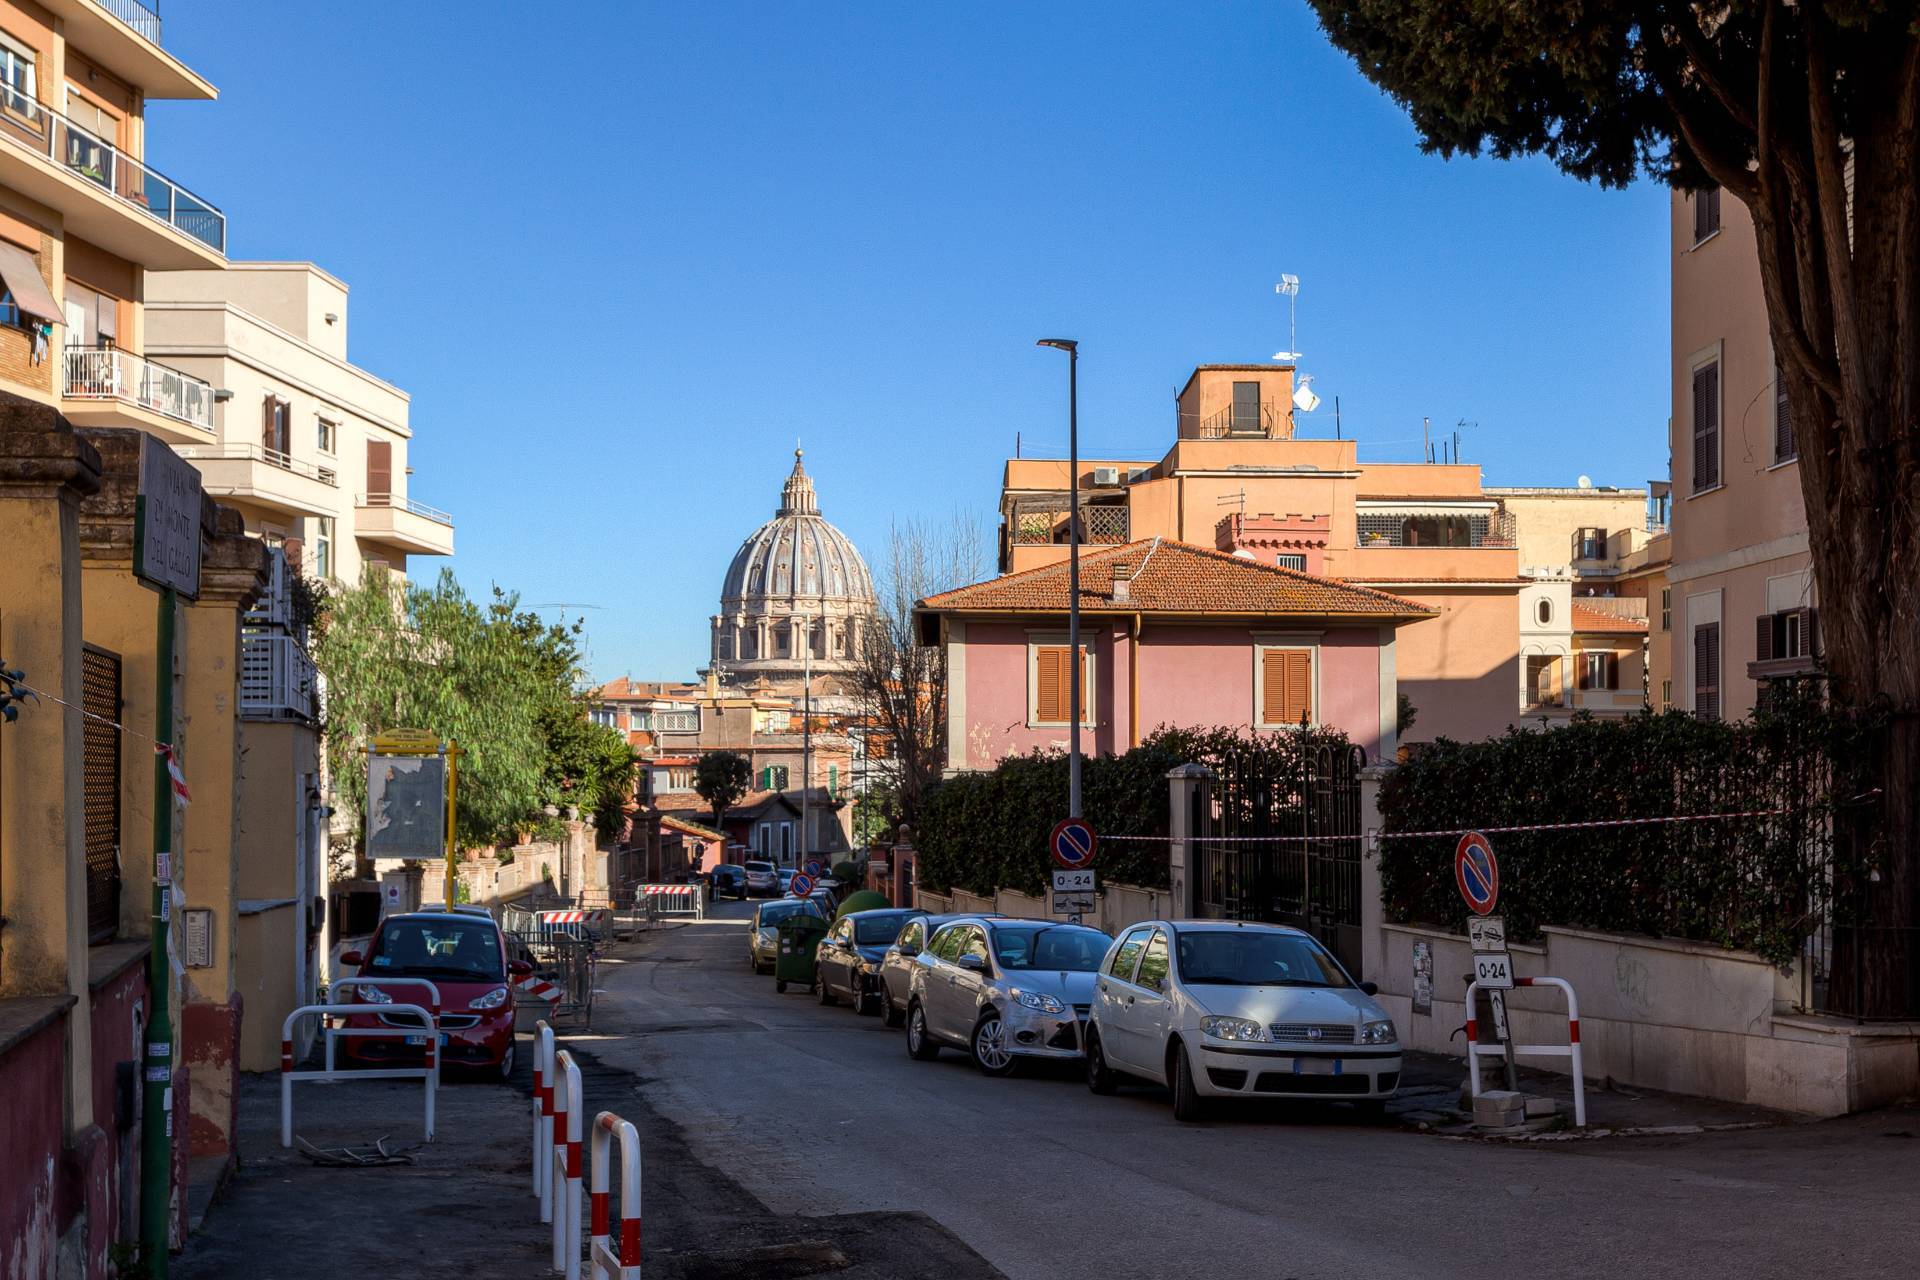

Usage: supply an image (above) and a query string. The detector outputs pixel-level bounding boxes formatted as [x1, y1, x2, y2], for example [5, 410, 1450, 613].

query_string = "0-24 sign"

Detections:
[1473, 951, 1515, 990]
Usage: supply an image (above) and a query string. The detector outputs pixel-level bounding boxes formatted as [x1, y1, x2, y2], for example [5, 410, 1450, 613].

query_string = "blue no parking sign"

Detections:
[1454, 831, 1499, 916]
[1050, 818, 1097, 870]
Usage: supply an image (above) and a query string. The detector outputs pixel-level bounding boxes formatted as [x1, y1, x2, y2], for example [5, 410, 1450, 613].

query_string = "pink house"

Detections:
[915, 539, 1436, 768]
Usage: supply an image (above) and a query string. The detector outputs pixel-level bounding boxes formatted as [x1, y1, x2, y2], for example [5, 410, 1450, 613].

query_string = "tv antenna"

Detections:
[1273, 275, 1301, 361]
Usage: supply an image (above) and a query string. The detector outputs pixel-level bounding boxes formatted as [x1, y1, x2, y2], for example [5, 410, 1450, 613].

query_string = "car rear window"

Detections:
[745, 861, 774, 873]
[853, 913, 916, 946]
[759, 901, 822, 925]
[368, 919, 503, 981]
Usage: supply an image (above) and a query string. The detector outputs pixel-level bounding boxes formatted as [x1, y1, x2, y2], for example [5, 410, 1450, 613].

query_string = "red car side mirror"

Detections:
[508, 959, 533, 977]
[340, 950, 364, 967]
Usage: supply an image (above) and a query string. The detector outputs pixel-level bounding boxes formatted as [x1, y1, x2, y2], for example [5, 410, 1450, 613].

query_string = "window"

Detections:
[758, 764, 789, 790]
[1030, 641, 1090, 726]
[1661, 588, 1672, 632]
[1693, 622, 1721, 720]
[263, 395, 292, 461]
[63, 282, 116, 348]
[1275, 553, 1307, 572]
[1536, 599, 1553, 626]
[1256, 645, 1314, 728]
[1136, 931, 1169, 993]
[960, 926, 991, 968]
[1693, 186, 1721, 243]
[1107, 928, 1148, 981]
[313, 516, 334, 580]
[1661, 679, 1673, 710]
[366, 438, 391, 499]
[1578, 652, 1618, 691]
[1230, 381, 1262, 433]
[318, 416, 338, 455]
[827, 764, 838, 799]
[931, 925, 967, 963]
[1692, 361, 1721, 491]
[1757, 608, 1817, 664]
[757, 822, 772, 853]
[658, 709, 698, 733]
[1525, 654, 1560, 708]
[0, 33, 37, 118]
[590, 707, 618, 728]
[1774, 378, 1796, 463]
[1573, 527, 1610, 561]
[897, 920, 924, 953]
[628, 709, 653, 732]
[668, 767, 693, 789]
[779, 822, 793, 861]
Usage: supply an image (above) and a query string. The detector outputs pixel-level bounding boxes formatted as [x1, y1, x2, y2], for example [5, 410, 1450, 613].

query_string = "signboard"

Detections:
[134, 434, 203, 598]
[366, 753, 448, 860]
[372, 728, 442, 753]
[1050, 818, 1097, 870]
[1050, 868, 1096, 916]
[790, 873, 815, 898]
[1411, 940, 1434, 1015]
[1467, 915, 1508, 954]
[805, 860, 823, 877]
[1454, 831, 1499, 916]
[1473, 951, 1515, 990]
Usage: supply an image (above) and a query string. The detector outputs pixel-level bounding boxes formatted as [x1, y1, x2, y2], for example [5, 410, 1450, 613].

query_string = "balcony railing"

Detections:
[1356, 508, 1517, 549]
[1009, 499, 1129, 545]
[64, 345, 213, 432]
[174, 443, 338, 486]
[240, 632, 316, 722]
[1196, 401, 1284, 439]
[357, 492, 453, 527]
[99, 0, 164, 44]
[0, 89, 223, 252]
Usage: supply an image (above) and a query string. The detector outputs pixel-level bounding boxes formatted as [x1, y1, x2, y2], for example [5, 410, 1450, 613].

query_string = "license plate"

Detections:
[405, 1034, 450, 1047]
[1292, 1057, 1341, 1076]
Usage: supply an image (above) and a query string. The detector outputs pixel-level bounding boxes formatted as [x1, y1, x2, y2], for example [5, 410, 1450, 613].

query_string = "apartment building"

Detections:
[996, 364, 1652, 744]
[144, 261, 455, 584]
[1669, 188, 1814, 720]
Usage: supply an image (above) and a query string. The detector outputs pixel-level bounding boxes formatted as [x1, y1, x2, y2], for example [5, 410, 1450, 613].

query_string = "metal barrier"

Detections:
[634, 883, 704, 920]
[589, 1111, 642, 1279]
[280, 980, 444, 1148]
[550, 1048, 584, 1278]
[538, 908, 611, 943]
[322, 976, 446, 1072]
[533, 1020, 556, 1218]
[1465, 975, 1586, 1127]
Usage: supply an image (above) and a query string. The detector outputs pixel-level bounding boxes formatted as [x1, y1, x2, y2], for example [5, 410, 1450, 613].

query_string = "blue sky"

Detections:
[155, 1, 1671, 681]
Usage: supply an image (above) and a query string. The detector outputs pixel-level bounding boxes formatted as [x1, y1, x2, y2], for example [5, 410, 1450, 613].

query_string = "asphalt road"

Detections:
[589, 899, 1920, 1280]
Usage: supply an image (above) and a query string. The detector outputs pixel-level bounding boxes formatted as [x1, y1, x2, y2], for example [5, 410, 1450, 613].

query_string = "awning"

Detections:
[0, 240, 63, 326]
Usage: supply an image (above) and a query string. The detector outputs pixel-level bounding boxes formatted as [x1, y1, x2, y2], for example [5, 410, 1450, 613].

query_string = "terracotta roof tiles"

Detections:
[1571, 603, 1650, 635]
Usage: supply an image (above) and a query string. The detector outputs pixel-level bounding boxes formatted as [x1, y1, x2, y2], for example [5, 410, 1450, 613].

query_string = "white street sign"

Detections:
[1473, 951, 1515, 990]
[1051, 892, 1095, 916]
[1468, 915, 1508, 953]
[1052, 868, 1095, 894]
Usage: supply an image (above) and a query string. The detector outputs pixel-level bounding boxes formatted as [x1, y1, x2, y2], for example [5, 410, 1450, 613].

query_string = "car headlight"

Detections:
[1359, 1019, 1398, 1045]
[1014, 989, 1065, 1015]
[357, 984, 393, 1004]
[756, 928, 776, 944]
[1199, 1015, 1268, 1042]
[470, 986, 509, 1011]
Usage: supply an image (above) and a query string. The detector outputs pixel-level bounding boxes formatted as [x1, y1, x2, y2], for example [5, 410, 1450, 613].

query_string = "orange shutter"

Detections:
[367, 440, 392, 498]
[1261, 649, 1313, 725]
[1036, 646, 1066, 722]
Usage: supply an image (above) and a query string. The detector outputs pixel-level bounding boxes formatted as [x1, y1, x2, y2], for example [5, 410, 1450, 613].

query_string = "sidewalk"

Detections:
[177, 1065, 546, 1278]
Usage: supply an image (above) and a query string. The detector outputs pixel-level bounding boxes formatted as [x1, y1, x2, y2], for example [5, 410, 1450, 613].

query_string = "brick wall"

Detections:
[0, 230, 56, 396]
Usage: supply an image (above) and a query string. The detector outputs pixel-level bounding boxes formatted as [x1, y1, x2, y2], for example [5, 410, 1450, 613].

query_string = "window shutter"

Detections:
[1036, 646, 1065, 722]
[1692, 364, 1720, 490]
[1694, 623, 1721, 720]
[262, 396, 274, 449]
[1576, 656, 1590, 691]
[1263, 649, 1312, 724]
[1755, 613, 1774, 663]
[1802, 607, 1818, 658]
[1261, 649, 1285, 724]
[1606, 653, 1619, 690]
[367, 439, 392, 498]
[1775, 381, 1795, 461]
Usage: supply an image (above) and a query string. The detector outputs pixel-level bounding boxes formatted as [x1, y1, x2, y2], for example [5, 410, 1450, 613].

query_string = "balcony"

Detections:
[240, 631, 316, 723]
[1195, 401, 1285, 439]
[1009, 499, 1129, 545]
[172, 444, 339, 518]
[0, 90, 223, 266]
[356, 492, 456, 557]
[1356, 508, 1517, 549]
[95, 0, 161, 43]
[61, 345, 213, 437]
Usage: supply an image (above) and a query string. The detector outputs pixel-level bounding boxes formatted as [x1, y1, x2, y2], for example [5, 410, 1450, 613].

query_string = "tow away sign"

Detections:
[1051, 868, 1095, 916]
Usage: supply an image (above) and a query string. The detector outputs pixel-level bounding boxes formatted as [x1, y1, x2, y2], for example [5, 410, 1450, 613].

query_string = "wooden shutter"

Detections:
[1261, 648, 1312, 725]
[1801, 607, 1818, 659]
[1036, 646, 1066, 722]
[366, 439, 392, 499]
[1605, 653, 1619, 690]
[1692, 364, 1720, 490]
[1577, 656, 1592, 691]
[1755, 613, 1774, 663]
[1775, 382, 1795, 461]
[1694, 623, 1721, 720]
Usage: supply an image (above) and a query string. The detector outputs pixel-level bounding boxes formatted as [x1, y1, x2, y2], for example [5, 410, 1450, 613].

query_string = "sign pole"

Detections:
[140, 587, 175, 1278]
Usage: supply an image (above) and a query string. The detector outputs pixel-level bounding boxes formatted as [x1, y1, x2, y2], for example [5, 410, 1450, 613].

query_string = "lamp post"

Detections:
[1036, 338, 1081, 819]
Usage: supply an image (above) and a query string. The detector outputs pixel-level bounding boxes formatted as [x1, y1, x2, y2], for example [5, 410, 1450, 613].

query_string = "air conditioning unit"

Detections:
[1126, 467, 1151, 484]
[1091, 466, 1121, 487]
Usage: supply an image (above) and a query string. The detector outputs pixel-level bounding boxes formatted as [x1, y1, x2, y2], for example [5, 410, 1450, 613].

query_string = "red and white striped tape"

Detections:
[540, 910, 588, 923]
[637, 885, 699, 897]
[1098, 806, 1798, 846]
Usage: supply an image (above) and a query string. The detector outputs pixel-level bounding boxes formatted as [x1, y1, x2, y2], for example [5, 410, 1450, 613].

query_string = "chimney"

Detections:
[1110, 562, 1134, 603]
[705, 668, 718, 700]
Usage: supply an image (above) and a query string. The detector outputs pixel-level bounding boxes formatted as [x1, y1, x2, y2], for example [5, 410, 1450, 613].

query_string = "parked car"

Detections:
[1083, 920, 1399, 1122]
[777, 869, 797, 894]
[337, 911, 532, 1080]
[747, 897, 828, 974]
[744, 860, 780, 897]
[877, 912, 992, 1028]
[904, 917, 1110, 1075]
[710, 864, 748, 899]
[787, 884, 837, 918]
[814, 908, 926, 1014]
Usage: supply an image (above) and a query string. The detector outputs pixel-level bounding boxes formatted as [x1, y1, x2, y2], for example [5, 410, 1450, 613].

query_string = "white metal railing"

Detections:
[241, 631, 316, 722]
[99, 0, 163, 44]
[0, 89, 223, 252]
[246, 546, 294, 630]
[63, 346, 214, 432]
[356, 492, 454, 527]
[174, 443, 338, 486]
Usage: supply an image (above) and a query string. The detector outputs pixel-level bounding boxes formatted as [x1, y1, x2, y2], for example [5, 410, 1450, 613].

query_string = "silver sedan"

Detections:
[904, 917, 1109, 1075]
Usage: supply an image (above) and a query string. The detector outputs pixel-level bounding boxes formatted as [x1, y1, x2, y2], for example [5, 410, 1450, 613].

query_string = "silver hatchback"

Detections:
[904, 917, 1110, 1075]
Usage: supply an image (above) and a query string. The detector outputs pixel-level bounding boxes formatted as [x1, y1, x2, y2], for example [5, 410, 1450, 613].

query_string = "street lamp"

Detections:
[1036, 338, 1082, 820]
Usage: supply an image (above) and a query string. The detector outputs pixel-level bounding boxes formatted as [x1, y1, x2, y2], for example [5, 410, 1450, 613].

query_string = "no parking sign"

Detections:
[1454, 831, 1499, 916]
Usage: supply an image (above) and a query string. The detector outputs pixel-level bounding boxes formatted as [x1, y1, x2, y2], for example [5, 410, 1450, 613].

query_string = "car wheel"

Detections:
[1170, 1042, 1206, 1123]
[1085, 1027, 1118, 1095]
[971, 1012, 1016, 1077]
[906, 1003, 940, 1061]
[496, 1042, 516, 1083]
[883, 996, 905, 1028]
[854, 990, 877, 1017]
[775, 979, 787, 994]
[818, 975, 837, 1006]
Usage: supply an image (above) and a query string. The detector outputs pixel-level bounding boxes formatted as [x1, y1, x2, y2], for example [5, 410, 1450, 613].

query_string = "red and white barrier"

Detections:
[323, 975, 447, 1073]
[533, 1020, 556, 1217]
[1465, 975, 1586, 1128]
[519, 975, 564, 1004]
[589, 1111, 642, 1279]
[632, 884, 704, 921]
[280, 979, 444, 1148]
[550, 1048, 584, 1279]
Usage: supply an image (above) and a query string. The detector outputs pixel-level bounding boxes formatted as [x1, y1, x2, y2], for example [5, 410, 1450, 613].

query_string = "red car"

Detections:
[337, 911, 532, 1080]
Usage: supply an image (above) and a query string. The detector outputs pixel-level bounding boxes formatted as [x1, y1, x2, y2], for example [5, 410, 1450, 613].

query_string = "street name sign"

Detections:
[1454, 831, 1500, 916]
[134, 434, 202, 598]
[1050, 818, 1097, 870]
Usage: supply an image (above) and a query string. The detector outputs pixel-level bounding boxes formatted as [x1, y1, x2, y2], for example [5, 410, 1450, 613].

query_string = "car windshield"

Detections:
[759, 901, 821, 925]
[368, 919, 502, 982]
[990, 925, 1108, 972]
[1175, 930, 1351, 987]
[853, 914, 917, 946]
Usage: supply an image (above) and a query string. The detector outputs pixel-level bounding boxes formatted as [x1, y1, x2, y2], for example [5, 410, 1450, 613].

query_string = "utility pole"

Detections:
[1037, 338, 1082, 819]
[142, 587, 176, 1279]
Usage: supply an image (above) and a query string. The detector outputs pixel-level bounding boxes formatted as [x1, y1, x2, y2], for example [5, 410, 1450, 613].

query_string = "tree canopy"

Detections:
[694, 750, 752, 829]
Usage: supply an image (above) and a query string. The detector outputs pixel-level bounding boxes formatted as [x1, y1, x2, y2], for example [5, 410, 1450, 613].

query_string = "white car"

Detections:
[1084, 920, 1400, 1121]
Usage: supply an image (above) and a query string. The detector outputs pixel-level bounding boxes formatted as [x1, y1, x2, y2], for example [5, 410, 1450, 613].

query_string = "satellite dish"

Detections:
[1577, 475, 1593, 489]
[1293, 376, 1321, 413]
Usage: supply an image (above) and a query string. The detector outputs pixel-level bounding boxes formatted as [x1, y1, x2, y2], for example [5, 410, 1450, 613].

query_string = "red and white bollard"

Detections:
[550, 1049, 583, 1278]
[534, 1020, 556, 1216]
[589, 1111, 642, 1278]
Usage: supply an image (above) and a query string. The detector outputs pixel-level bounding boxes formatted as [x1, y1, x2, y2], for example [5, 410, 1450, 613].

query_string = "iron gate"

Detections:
[1194, 740, 1367, 974]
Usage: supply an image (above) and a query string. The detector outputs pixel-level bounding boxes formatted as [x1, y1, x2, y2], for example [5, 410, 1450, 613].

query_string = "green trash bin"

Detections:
[773, 911, 829, 993]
